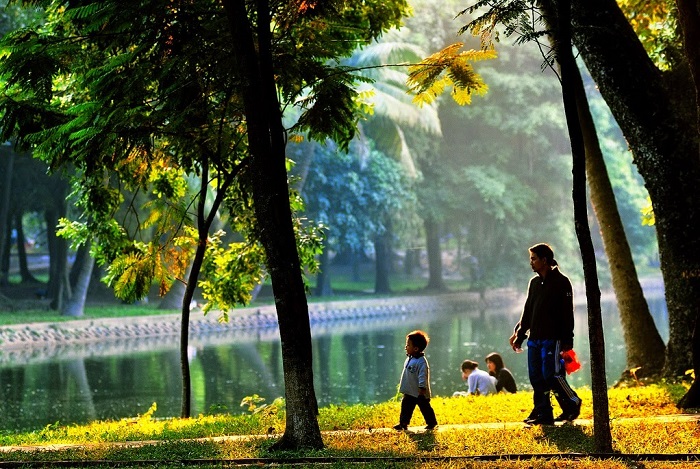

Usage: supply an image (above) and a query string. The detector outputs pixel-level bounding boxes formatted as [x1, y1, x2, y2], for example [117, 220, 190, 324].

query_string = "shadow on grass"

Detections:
[540, 423, 595, 453]
[407, 429, 438, 452]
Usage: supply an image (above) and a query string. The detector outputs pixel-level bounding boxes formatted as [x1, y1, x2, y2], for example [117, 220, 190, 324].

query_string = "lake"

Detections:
[0, 289, 668, 431]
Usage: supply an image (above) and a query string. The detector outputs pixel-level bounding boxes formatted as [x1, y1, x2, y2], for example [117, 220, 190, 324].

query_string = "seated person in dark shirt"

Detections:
[485, 352, 517, 393]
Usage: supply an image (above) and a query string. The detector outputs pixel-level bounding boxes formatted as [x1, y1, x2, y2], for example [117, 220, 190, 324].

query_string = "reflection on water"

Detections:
[0, 294, 668, 431]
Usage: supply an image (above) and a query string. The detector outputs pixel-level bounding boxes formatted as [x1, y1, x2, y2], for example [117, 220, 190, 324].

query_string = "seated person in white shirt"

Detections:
[453, 359, 497, 396]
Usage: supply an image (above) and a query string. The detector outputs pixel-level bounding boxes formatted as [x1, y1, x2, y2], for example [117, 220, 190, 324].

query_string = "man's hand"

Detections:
[509, 332, 520, 352]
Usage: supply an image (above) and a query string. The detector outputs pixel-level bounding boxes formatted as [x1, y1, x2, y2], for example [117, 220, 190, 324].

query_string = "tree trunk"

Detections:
[61, 241, 94, 317]
[404, 247, 419, 276]
[15, 213, 37, 282]
[158, 262, 191, 310]
[424, 216, 447, 291]
[68, 242, 88, 287]
[374, 220, 392, 294]
[224, 0, 323, 450]
[675, 0, 700, 409]
[45, 207, 69, 311]
[571, 0, 700, 379]
[548, 0, 613, 452]
[676, 0, 700, 134]
[576, 70, 666, 378]
[0, 149, 13, 286]
[314, 239, 333, 297]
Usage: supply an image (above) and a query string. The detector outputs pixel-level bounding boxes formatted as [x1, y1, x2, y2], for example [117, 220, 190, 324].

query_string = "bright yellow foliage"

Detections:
[407, 43, 495, 107]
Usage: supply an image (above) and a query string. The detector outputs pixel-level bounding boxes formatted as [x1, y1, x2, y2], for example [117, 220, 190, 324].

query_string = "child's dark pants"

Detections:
[399, 394, 438, 427]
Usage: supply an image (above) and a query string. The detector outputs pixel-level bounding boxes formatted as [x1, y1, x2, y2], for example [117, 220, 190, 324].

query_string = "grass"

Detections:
[0, 384, 698, 468]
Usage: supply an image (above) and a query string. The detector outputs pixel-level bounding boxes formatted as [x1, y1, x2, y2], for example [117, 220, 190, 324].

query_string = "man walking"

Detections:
[510, 243, 582, 425]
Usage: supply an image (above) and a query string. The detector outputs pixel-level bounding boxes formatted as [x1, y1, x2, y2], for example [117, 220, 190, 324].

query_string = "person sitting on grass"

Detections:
[485, 352, 518, 393]
[453, 359, 497, 396]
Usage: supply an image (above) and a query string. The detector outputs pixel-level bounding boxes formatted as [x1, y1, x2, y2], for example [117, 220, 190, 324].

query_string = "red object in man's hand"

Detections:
[561, 349, 581, 374]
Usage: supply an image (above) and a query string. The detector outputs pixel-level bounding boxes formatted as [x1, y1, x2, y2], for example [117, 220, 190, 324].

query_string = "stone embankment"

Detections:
[0, 290, 515, 365]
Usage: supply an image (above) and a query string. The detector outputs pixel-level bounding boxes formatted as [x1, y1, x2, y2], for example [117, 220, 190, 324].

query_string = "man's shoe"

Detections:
[425, 424, 437, 430]
[555, 404, 581, 422]
[554, 402, 581, 422]
[393, 424, 407, 431]
[527, 416, 554, 425]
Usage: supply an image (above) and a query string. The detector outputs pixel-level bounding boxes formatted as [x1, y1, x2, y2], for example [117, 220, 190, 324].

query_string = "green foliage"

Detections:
[617, 0, 679, 70]
[302, 144, 415, 254]
[0, 0, 415, 314]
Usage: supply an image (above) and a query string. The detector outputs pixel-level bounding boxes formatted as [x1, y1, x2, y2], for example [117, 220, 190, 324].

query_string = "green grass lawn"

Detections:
[0, 384, 697, 468]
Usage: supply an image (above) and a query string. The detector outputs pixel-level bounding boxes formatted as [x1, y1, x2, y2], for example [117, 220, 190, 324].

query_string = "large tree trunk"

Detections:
[547, 0, 613, 451]
[424, 216, 447, 291]
[61, 241, 94, 317]
[676, 0, 700, 134]
[576, 70, 666, 378]
[224, 0, 323, 450]
[675, 0, 700, 409]
[571, 0, 700, 378]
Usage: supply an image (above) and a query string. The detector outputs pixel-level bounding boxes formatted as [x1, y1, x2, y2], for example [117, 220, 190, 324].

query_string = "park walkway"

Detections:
[1, 413, 698, 454]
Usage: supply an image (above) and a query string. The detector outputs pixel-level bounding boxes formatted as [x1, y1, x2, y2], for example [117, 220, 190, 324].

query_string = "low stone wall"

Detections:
[0, 291, 496, 352]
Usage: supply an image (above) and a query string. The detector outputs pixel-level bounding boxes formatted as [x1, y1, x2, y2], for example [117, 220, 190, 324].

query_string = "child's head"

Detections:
[405, 330, 429, 356]
[485, 352, 505, 373]
[461, 359, 479, 380]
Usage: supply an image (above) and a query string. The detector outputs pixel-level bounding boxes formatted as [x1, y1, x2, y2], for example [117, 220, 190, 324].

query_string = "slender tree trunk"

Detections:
[314, 239, 333, 297]
[547, 0, 613, 452]
[68, 242, 87, 287]
[224, 0, 323, 450]
[575, 69, 666, 378]
[571, 0, 700, 379]
[159, 262, 191, 310]
[404, 247, 419, 276]
[374, 224, 392, 295]
[61, 241, 94, 317]
[424, 216, 447, 291]
[15, 213, 38, 283]
[46, 207, 68, 311]
[0, 150, 13, 286]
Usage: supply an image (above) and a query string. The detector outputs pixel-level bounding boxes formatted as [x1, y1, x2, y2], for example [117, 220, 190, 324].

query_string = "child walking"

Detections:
[394, 330, 438, 431]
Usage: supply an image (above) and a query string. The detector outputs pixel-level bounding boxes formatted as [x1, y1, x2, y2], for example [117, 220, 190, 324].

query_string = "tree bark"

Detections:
[0, 149, 13, 286]
[676, 0, 700, 134]
[424, 215, 447, 291]
[374, 221, 393, 294]
[314, 239, 333, 297]
[61, 241, 94, 317]
[675, 0, 700, 409]
[224, 0, 323, 450]
[571, 0, 700, 378]
[575, 69, 666, 378]
[15, 213, 39, 283]
[547, 0, 613, 452]
[158, 262, 191, 310]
